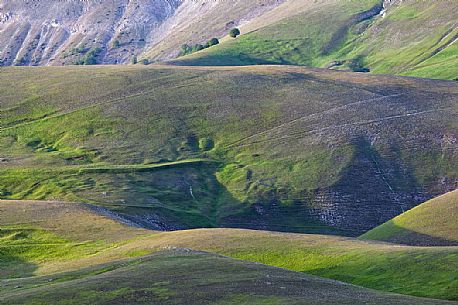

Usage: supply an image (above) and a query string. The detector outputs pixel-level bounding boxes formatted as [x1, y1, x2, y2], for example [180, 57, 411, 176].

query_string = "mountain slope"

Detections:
[360, 190, 458, 246]
[172, 0, 382, 66]
[0, 0, 284, 66]
[1, 200, 457, 300]
[172, 0, 458, 80]
[0, 0, 181, 66]
[0, 65, 457, 235]
[1, 0, 457, 80]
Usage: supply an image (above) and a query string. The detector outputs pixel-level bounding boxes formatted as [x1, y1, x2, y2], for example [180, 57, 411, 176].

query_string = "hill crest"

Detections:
[360, 190, 458, 246]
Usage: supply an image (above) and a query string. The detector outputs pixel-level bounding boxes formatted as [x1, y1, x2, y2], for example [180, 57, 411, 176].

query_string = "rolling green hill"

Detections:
[0, 65, 457, 235]
[1, 1, 457, 303]
[1, 200, 457, 301]
[2, 251, 455, 305]
[171, 0, 458, 80]
[360, 190, 458, 246]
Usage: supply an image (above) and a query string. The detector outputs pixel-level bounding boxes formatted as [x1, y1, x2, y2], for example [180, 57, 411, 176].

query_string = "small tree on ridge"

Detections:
[229, 28, 240, 38]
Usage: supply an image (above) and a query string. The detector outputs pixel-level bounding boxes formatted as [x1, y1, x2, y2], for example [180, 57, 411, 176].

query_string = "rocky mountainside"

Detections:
[0, 0, 180, 65]
[0, 0, 283, 66]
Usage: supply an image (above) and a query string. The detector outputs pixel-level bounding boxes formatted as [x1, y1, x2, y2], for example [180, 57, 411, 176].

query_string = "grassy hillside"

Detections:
[0, 200, 149, 278]
[360, 190, 458, 246]
[2, 250, 454, 305]
[0, 65, 457, 234]
[171, 0, 381, 66]
[171, 0, 458, 80]
[0, 200, 457, 301]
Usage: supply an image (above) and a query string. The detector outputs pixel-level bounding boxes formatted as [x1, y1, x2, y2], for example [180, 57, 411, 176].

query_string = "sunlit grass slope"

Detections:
[172, 0, 458, 80]
[171, 0, 381, 67]
[360, 190, 458, 246]
[0, 200, 457, 300]
[0, 65, 457, 234]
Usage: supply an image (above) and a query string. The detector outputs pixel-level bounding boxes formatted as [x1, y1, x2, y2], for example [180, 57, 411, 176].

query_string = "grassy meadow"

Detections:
[0, 64, 456, 304]
[2, 250, 455, 305]
[0, 0, 457, 303]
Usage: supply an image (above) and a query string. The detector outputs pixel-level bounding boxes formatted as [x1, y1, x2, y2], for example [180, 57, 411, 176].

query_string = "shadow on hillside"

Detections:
[82, 136, 437, 237]
[82, 161, 347, 235]
[0, 252, 37, 279]
[171, 53, 281, 67]
[370, 222, 458, 247]
[314, 136, 427, 235]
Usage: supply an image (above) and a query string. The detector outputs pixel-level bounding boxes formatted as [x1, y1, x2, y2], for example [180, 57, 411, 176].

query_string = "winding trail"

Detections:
[229, 107, 455, 149]
[225, 94, 402, 148]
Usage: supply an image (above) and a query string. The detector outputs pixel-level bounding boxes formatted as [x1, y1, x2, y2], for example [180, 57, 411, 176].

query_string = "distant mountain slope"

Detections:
[0, 0, 283, 66]
[0, 65, 456, 235]
[1, 0, 457, 80]
[172, 0, 458, 80]
[171, 0, 382, 65]
[0, 0, 181, 65]
[142, 0, 285, 61]
[360, 190, 458, 246]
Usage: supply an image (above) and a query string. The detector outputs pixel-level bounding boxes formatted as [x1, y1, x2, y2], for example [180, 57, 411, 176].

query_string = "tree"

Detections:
[83, 55, 97, 65]
[193, 44, 205, 52]
[82, 48, 101, 65]
[180, 44, 192, 56]
[229, 28, 240, 38]
[205, 38, 219, 48]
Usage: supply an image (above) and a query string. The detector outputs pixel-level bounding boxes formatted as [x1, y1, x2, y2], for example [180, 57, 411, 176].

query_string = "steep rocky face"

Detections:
[0, 0, 180, 66]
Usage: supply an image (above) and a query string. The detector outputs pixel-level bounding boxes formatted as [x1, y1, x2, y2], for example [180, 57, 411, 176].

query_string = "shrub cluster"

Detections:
[112, 40, 120, 48]
[348, 55, 370, 72]
[73, 48, 102, 65]
[62, 45, 87, 59]
[130, 56, 150, 65]
[178, 38, 219, 57]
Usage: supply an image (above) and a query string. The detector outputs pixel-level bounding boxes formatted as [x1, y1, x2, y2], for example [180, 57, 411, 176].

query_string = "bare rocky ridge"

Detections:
[0, 0, 181, 65]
